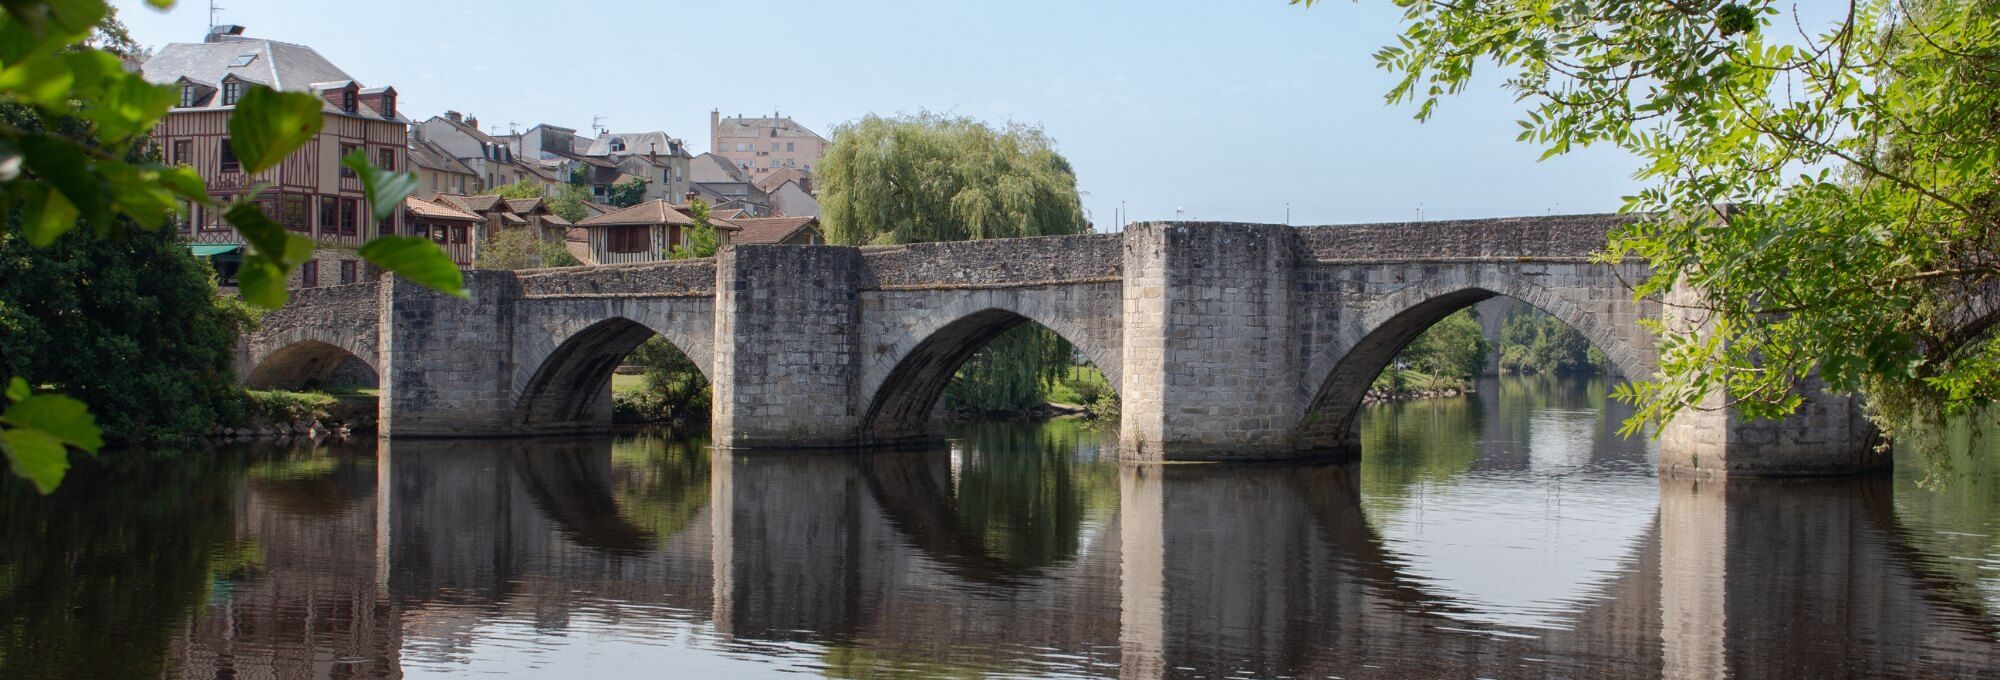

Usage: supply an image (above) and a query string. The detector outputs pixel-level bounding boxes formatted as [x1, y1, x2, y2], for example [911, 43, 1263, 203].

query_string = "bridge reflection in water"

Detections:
[6, 383, 1997, 679]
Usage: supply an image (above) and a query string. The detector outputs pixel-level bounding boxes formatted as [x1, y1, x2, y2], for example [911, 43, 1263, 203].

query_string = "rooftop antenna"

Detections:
[1285, 202, 1291, 226]
[208, 0, 224, 32]
[1176, 207, 1185, 220]
[506, 120, 521, 135]
[591, 115, 608, 136]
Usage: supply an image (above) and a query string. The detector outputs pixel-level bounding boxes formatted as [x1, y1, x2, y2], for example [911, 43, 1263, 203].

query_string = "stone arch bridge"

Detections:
[240, 215, 1881, 477]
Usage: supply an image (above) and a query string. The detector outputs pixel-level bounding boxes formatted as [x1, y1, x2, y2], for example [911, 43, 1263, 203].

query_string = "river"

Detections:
[2, 376, 1997, 678]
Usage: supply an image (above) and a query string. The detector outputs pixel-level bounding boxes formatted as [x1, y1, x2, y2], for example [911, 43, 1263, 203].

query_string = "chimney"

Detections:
[466, 116, 479, 131]
[685, 190, 698, 205]
[445, 110, 462, 123]
[205, 24, 246, 43]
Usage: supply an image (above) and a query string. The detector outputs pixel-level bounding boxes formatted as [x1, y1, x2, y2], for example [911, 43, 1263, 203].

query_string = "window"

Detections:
[736, 142, 750, 151]
[769, 159, 781, 168]
[431, 173, 439, 192]
[610, 139, 626, 152]
[450, 226, 468, 244]
[319, 198, 335, 235]
[219, 139, 239, 173]
[770, 142, 780, 151]
[341, 89, 357, 114]
[222, 79, 243, 105]
[607, 226, 649, 253]
[380, 93, 395, 118]
[281, 195, 309, 232]
[340, 145, 360, 177]
[300, 260, 318, 288]
[229, 53, 258, 67]
[179, 84, 198, 107]
[377, 147, 395, 172]
[170, 139, 191, 165]
[338, 198, 359, 237]
[339, 260, 358, 284]
[786, 142, 795, 152]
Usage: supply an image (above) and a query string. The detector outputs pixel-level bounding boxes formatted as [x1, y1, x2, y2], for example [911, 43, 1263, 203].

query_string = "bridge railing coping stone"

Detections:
[516, 259, 717, 297]
[1289, 213, 1641, 262]
[857, 233, 1124, 289]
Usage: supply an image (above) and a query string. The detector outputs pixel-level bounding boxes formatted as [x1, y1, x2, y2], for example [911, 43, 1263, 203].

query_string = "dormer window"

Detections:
[380, 92, 395, 118]
[221, 79, 243, 105]
[341, 89, 357, 114]
[610, 139, 626, 153]
[180, 84, 198, 107]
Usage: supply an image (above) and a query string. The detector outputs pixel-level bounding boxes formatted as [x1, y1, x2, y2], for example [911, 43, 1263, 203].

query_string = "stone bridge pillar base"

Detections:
[711, 245, 865, 449]
[378, 272, 523, 438]
[1117, 223, 1304, 462]
[1659, 385, 1886, 477]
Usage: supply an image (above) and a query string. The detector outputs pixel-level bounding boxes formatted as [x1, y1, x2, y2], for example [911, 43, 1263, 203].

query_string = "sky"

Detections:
[110, 0, 1647, 228]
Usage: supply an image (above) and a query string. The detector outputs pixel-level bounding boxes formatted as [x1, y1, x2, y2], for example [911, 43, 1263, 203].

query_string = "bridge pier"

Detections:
[1118, 223, 1305, 461]
[378, 272, 522, 438]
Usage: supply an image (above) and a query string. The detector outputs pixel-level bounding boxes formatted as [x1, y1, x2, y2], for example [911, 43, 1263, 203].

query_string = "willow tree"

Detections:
[820, 113, 1088, 412]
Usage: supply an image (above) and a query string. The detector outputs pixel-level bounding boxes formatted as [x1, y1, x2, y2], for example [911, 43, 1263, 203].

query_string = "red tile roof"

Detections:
[723, 216, 819, 244]
[576, 199, 694, 227]
[404, 196, 482, 222]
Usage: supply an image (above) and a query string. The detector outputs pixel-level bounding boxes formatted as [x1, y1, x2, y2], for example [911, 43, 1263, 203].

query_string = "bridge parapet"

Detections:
[515, 259, 716, 298]
[1295, 213, 1641, 262]
[857, 233, 1122, 290]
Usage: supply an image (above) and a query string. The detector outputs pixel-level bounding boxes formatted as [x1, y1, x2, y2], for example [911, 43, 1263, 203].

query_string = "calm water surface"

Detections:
[4, 376, 1999, 678]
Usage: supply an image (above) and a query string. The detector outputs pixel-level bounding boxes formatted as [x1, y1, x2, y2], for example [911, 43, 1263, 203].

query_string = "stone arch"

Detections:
[859, 288, 1123, 445]
[514, 315, 710, 430]
[1296, 271, 1651, 451]
[243, 339, 379, 390]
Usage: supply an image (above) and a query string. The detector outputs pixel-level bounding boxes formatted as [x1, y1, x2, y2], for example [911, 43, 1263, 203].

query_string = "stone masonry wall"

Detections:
[1121, 222, 1300, 459]
[379, 271, 521, 437]
[712, 245, 863, 447]
[239, 281, 382, 385]
[1295, 213, 1639, 262]
[858, 234, 1122, 289]
[515, 259, 716, 297]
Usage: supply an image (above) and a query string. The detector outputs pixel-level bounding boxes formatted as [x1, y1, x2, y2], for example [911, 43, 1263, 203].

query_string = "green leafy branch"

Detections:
[0, 0, 464, 493]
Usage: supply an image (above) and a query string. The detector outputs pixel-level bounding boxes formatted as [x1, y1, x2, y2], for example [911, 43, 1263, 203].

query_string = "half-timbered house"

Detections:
[141, 26, 409, 289]
[574, 199, 738, 265]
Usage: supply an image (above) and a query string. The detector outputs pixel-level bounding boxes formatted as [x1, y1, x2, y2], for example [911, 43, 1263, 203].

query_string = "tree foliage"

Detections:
[1396, 309, 1489, 380]
[606, 176, 648, 208]
[0, 0, 459, 492]
[819, 113, 1091, 412]
[1499, 308, 1608, 376]
[480, 178, 545, 200]
[472, 228, 545, 270]
[670, 197, 720, 259]
[819, 112, 1085, 245]
[618, 337, 711, 429]
[1313, 0, 2000, 471]
[545, 182, 592, 224]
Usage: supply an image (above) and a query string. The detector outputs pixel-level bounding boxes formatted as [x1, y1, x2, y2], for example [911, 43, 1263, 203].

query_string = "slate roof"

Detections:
[713, 114, 828, 143]
[722, 216, 819, 244]
[409, 138, 476, 176]
[404, 196, 482, 222]
[690, 152, 749, 183]
[754, 167, 810, 193]
[142, 36, 403, 121]
[585, 131, 690, 158]
[577, 200, 696, 227]
[435, 194, 505, 213]
[505, 198, 549, 215]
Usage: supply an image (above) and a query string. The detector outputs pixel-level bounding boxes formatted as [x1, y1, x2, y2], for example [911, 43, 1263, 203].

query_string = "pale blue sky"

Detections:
[112, 0, 1643, 228]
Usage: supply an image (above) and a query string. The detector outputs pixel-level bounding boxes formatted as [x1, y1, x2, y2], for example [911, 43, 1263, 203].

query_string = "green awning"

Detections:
[187, 244, 243, 257]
